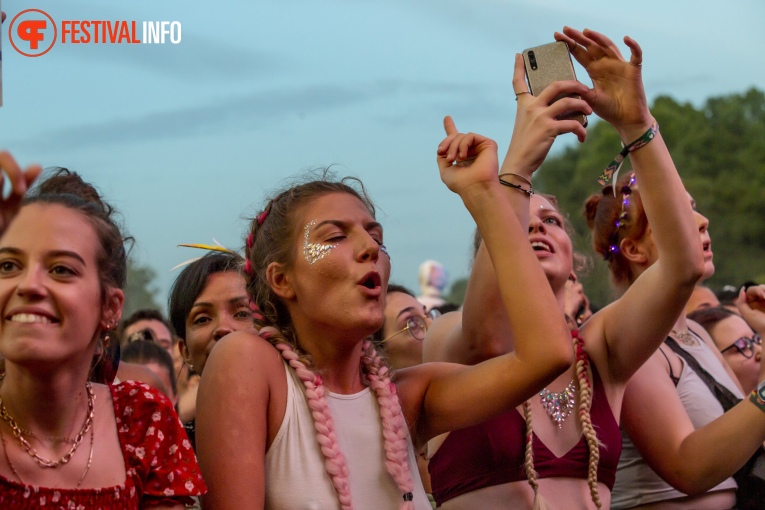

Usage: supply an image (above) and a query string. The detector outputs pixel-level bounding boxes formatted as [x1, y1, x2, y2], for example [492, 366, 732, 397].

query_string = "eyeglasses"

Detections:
[721, 334, 762, 359]
[381, 309, 441, 343]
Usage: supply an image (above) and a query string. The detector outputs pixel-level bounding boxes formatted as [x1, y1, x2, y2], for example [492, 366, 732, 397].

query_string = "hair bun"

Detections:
[583, 193, 603, 231]
[33, 168, 112, 215]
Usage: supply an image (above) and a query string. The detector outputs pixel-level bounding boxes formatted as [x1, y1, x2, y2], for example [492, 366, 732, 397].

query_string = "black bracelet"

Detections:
[498, 172, 534, 197]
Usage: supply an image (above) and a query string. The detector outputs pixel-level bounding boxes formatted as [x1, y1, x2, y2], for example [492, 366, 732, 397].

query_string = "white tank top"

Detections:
[612, 339, 742, 509]
[265, 361, 431, 510]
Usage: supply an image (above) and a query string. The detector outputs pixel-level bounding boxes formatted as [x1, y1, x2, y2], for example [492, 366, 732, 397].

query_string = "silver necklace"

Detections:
[672, 328, 698, 346]
[539, 379, 576, 428]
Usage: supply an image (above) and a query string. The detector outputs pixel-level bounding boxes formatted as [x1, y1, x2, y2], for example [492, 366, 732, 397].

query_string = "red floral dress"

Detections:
[0, 381, 206, 509]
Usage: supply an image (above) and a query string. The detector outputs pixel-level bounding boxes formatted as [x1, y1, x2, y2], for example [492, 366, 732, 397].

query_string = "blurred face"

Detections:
[381, 291, 431, 370]
[710, 315, 761, 393]
[283, 192, 390, 338]
[528, 195, 573, 291]
[124, 318, 173, 352]
[690, 195, 714, 280]
[685, 286, 720, 315]
[144, 361, 176, 403]
[0, 204, 121, 369]
[180, 271, 254, 375]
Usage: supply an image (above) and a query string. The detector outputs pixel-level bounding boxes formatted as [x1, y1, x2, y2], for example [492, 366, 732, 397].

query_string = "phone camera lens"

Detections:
[528, 51, 537, 71]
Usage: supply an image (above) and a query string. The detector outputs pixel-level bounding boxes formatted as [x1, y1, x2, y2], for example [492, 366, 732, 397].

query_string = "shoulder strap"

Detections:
[658, 346, 680, 386]
[664, 337, 741, 412]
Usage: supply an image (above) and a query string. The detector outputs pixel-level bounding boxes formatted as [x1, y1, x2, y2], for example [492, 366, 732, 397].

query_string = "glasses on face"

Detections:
[381, 309, 441, 343]
[721, 334, 762, 359]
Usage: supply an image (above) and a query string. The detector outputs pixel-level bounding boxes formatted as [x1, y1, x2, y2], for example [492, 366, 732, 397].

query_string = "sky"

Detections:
[2, 0, 764, 310]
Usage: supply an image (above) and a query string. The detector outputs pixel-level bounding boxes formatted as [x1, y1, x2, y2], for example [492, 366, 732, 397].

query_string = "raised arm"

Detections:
[555, 28, 704, 382]
[402, 118, 572, 442]
[425, 55, 590, 365]
[622, 349, 765, 494]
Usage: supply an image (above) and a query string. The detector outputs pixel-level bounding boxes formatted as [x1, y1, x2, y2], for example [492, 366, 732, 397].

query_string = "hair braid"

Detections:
[361, 340, 415, 510]
[268, 335, 353, 510]
[573, 333, 602, 509]
[522, 400, 539, 495]
[522, 333, 602, 509]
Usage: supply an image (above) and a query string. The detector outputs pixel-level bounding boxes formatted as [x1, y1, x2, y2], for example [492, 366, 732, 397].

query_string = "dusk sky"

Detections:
[2, 0, 764, 308]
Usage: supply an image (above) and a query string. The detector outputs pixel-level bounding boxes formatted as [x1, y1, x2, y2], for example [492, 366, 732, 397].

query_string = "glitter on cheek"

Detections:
[303, 220, 338, 265]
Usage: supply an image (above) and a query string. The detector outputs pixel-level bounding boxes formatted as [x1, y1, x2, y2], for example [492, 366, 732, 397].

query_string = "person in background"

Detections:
[417, 260, 449, 312]
[685, 284, 721, 315]
[168, 250, 256, 448]
[121, 339, 178, 404]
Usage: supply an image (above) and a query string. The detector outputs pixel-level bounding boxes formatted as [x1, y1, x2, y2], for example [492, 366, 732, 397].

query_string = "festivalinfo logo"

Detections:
[8, 9, 182, 57]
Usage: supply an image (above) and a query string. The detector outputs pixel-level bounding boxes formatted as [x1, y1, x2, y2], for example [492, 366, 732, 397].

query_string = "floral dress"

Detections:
[0, 381, 206, 509]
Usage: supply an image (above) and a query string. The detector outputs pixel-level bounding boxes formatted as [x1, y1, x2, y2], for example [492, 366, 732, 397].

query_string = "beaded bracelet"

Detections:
[597, 121, 659, 186]
[498, 172, 534, 197]
[750, 390, 765, 414]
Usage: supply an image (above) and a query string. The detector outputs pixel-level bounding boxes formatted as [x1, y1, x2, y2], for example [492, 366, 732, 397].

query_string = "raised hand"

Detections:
[436, 116, 499, 197]
[0, 151, 43, 236]
[502, 53, 591, 178]
[737, 285, 765, 334]
[554, 27, 653, 140]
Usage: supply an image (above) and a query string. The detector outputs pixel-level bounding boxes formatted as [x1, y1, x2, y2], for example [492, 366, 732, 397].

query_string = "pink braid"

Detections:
[361, 340, 415, 510]
[275, 342, 353, 510]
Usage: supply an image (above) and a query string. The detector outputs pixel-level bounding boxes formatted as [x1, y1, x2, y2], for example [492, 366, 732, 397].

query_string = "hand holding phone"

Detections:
[522, 41, 587, 127]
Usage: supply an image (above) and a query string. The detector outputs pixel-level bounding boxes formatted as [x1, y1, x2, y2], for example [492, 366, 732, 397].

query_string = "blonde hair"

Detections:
[523, 333, 602, 509]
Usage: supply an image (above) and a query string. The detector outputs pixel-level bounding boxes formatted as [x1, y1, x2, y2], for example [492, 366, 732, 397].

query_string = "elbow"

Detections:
[666, 467, 720, 496]
[550, 343, 574, 376]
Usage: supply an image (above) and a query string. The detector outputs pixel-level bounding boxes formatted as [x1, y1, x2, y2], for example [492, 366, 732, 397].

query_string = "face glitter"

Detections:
[303, 220, 338, 265]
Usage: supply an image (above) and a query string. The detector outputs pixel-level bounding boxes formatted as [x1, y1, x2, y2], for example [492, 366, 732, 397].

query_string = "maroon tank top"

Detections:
[429, 351, 621, 506]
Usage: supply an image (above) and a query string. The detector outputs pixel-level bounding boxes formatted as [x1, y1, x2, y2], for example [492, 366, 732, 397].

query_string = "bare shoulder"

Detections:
[205, 330, 283, 376]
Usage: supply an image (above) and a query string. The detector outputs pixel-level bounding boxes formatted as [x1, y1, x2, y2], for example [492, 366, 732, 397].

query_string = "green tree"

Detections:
[123, 260, 162, 317]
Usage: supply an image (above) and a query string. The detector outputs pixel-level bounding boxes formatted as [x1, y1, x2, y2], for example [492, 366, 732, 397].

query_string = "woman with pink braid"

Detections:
[195, 119, 575, 507]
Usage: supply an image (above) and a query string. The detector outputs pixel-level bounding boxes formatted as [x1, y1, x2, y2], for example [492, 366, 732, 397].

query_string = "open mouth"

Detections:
[358, 271, 382, 290]
[530, 240, 553, 253]
[702, 241, 711, 253]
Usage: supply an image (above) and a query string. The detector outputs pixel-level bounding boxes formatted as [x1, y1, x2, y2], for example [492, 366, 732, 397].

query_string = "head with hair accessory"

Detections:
[585, 172, 712, 288]
[0, 168, 130, 383]
[244, 170, 389, 345]
[243, 171, 419, 510]
[169, 250, 253, 376]
[584, 173, 649, 288]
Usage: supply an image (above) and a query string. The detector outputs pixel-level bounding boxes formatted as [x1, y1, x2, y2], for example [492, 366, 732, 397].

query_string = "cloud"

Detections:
[12, 79, 510, 153]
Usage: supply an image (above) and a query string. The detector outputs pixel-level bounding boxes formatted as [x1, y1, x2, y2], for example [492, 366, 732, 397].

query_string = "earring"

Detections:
[184, 358, 195, 373]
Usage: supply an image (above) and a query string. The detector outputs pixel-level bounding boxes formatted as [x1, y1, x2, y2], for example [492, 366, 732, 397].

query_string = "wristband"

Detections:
[750, 388, 765, 414]
[498, 172, 534, 197]
[597, 121, 659, 187]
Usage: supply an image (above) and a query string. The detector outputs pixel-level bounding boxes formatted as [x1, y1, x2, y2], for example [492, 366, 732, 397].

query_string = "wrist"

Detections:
[615, 116, 657, 143]
[750, 380, 765, 413]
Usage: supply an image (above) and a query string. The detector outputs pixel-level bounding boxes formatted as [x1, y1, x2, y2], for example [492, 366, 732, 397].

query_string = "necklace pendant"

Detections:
[539, 379, 576, 428]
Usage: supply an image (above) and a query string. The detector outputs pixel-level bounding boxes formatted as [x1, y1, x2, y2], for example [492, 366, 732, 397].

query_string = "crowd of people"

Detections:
[1, 25, 765, 510]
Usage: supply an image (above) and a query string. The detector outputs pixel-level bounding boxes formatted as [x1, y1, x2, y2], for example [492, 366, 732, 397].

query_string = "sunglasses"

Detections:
[721, 334, 762, 359]
[381, 309, 441, 343]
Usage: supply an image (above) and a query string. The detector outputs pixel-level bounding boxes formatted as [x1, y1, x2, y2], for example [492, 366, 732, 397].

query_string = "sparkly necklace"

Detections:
[672, 328, 698, 347]
[0, 382, 95, 469]
[539, 379, 577, 428]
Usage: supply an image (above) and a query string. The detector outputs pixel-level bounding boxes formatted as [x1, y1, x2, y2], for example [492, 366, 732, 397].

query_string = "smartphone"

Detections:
[522, 41, 587, 127]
